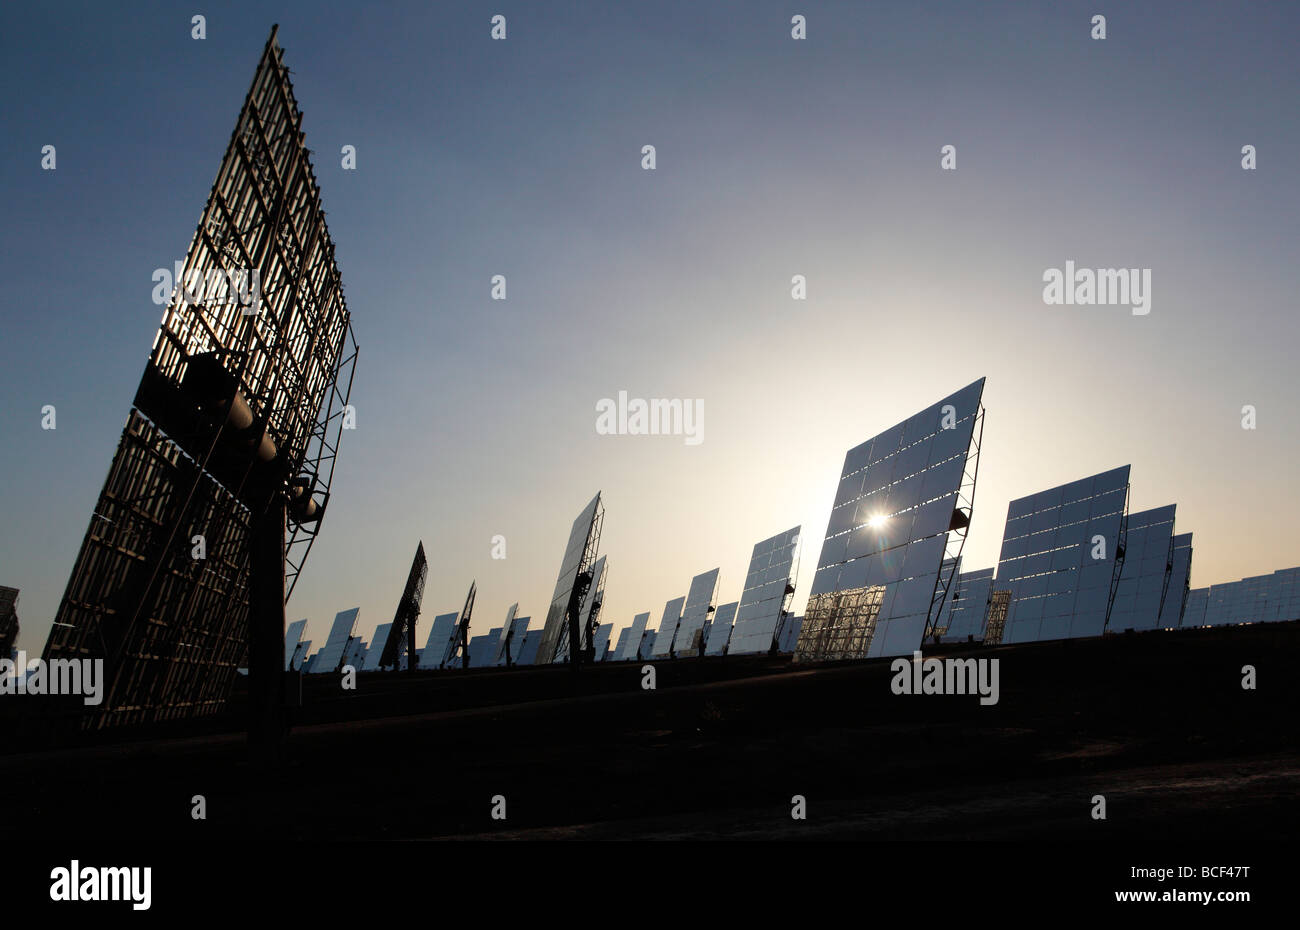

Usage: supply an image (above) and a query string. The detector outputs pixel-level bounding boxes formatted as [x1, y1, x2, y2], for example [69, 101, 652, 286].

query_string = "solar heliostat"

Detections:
[776, 614, 804, 653]
[670, 568, 721, 657]
[1158, 533, 1193, 628]
[442, 581, 477, 669]
[537, 493, 604, 665]
[516, 629, 544, 666]
[795, 378, 986, 662]
[289, 640, 310, 671]
[996, 465, 1131, 644]
[310, 609, 360, 675]
[494, 604, 520, 666]
[378, 542, 429, 670]
[419, 612, 458, 669]
[592, 623, 613, 661]
[704, 601, 739, 656]
[361, 625, 392, 672]
[729, 527, 801, 655]
[615, 612, 651, 661]
[571, 555, 608, 659]
[1183, 587, 1209, 627]
[1197, 567, 1300, 627]
[41, 26, 358, 730]
[611, 628, 630, 661]
[938, 567, 995, 642]
[650, 596, 687, 659]
[1108, 506, 1176, 632]
[284, 619, 307, 670]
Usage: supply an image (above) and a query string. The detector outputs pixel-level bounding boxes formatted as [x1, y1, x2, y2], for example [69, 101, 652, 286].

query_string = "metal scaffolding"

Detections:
[42, 25, 357, 730]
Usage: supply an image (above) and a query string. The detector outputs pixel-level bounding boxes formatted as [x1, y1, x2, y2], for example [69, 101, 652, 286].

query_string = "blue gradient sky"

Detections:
[2, 1, 1297, 654]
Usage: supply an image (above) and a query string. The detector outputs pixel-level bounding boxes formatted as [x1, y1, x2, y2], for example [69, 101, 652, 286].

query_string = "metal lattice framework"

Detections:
[42, 26, 357, 728]
[582, 557, 608, 658]
[379, 542, 428, 670]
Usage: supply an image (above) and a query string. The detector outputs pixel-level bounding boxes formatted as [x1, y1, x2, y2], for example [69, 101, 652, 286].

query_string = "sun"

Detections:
[868, 513, 889, 529]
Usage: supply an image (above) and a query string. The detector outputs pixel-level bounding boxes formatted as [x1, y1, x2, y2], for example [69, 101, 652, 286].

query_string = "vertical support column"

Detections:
[566, 606, 583, 672]
[248, 495, 287, 758]
[565, 573, 589, 671]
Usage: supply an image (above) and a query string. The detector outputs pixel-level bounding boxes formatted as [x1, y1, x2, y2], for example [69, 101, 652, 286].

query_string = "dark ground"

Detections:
[3, 622, 1298, 841]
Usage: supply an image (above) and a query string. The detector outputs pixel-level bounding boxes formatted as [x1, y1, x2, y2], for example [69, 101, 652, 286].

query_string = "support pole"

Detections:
[248, 495, 287, 760]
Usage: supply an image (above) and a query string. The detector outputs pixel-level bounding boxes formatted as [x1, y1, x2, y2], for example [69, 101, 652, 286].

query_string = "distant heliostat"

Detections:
[537, 493, 604, 665]
[996, 466, 1130, 643]
[728, 527, 801, 655]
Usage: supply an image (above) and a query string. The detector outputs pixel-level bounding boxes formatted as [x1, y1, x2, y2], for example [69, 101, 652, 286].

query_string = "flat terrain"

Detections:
[3, 623, 1297, 841]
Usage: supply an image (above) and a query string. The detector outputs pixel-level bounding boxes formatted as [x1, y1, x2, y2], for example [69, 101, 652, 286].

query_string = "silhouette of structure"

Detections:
[537, 493, 604, 667]
[41, 25, 357, 732]
[378, 542, 428, 671]
[0, 587, 18, 660]
[442, 581, 476, 669]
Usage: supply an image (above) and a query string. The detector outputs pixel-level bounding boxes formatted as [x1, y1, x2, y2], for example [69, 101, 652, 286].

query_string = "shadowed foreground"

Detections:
[4, 622, 1297, 841]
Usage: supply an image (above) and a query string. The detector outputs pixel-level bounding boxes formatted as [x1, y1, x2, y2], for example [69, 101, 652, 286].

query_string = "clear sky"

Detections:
[1, 1, 1297, 655]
